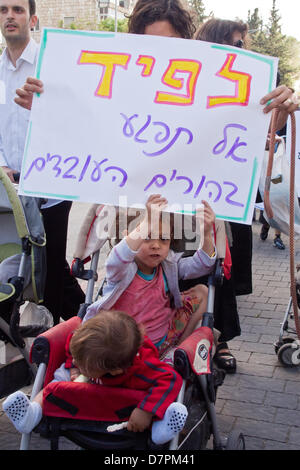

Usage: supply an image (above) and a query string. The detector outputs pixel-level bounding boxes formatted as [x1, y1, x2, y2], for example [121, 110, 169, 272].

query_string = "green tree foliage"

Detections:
[247, 0, 300, 88]
[187, 0, 213, 28]
[98, 17, 128, 33]
[247, 8, 263, 51]
[57, 17, 128, 33]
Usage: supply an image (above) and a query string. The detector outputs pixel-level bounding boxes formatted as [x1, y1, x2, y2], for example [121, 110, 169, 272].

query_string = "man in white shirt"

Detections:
[0, 0, 85, 323]
[0, 0, 37, 180]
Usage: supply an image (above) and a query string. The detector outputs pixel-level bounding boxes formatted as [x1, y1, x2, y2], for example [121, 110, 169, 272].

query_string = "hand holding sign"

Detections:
[14, 77, 43, 110]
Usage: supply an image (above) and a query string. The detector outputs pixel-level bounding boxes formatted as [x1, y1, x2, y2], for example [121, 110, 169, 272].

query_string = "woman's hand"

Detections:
[260, 85, 299, 114]
[260, 85, 299, 131]
[14, 77, 44, 110]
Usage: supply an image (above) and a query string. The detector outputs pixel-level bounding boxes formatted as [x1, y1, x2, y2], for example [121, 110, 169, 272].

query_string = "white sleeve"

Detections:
[105, 238, 138, 283]
[0, 132, 8, 167]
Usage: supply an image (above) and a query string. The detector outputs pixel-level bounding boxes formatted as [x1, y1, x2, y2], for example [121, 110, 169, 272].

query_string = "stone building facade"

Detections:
[0, 0, 136, 47]
[31, 0, 135, 42]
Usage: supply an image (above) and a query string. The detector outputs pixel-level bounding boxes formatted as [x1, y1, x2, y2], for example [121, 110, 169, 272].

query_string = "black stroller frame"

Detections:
[0, 168, 49, 399]
[20, 235, 245, 451]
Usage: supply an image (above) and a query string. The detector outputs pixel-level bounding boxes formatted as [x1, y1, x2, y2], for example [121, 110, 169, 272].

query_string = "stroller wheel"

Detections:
[225, 430, 245, 450]
[277, 342, 300, 367]
[274, 337, 294, 354]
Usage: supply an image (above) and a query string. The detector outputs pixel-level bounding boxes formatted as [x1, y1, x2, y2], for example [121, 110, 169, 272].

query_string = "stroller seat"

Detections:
[18, 202, 245, 451]
[28, 312, 220, 451]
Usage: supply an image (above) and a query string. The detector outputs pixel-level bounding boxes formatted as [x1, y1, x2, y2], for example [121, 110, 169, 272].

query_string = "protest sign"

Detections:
[19, 28, 278, 224]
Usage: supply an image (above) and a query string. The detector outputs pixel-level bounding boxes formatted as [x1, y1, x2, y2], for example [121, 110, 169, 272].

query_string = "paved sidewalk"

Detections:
[215, 215, 300, 450]
[0, 204, 299, 450]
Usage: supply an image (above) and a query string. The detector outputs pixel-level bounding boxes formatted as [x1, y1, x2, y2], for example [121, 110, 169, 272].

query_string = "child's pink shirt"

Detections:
[112, 265, 174, 344]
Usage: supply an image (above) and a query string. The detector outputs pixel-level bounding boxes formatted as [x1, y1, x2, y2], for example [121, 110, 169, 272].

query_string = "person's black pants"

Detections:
[41, 201, 85, 325]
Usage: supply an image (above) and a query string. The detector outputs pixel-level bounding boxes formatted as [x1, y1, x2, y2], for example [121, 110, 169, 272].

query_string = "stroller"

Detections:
[20, 203, 245, 451]
[0, 168, 51, 399]
[262, 110, 300, 367]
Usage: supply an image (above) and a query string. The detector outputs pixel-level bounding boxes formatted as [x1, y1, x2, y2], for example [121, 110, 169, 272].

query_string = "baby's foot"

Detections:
[3, 391, 42, 434]
[151, 402, 188, 445]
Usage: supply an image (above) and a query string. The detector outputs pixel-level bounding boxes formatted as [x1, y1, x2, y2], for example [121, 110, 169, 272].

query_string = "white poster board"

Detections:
[286, 110, 300, 197]
[19, 28, 278, 224]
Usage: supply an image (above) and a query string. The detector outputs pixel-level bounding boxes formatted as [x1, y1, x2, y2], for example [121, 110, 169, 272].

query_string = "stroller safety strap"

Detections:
[0, 282, 16, 302]
[46, 393, 79, 416]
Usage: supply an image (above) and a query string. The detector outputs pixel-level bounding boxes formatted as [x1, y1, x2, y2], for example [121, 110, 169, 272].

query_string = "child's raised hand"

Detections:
[196, 200, 215, 236]
[145, 194, 168, 239]
[127, 408, 153, 432]
[145, 194, 168, 220]
[195, 201, 215, 257]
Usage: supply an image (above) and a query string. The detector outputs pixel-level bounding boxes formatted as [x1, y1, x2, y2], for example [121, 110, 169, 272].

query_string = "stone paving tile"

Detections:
[264, 440, 300, 450]
[285, 381, 300, 395]
[231, 350, 251, 362]
[273, 365, 300, 381]
[241, 316, 269, 326]
[260, 334, 279, 344]
[241, 343, 275, 356]
[288, 426, 300, 445]
[235, 362, 275, 378]
[238, 370, 286, 393]
[217, 385, 266, 405]
[275, 408, 300, 427]
[234, 417, 288, 443]
[265, 391, 298, 410]
[222, 400, 277, 423]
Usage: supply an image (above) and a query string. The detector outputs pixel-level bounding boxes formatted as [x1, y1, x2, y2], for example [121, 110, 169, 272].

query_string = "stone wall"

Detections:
[0, 0, 136, 47]
[32, 0, 100, 41]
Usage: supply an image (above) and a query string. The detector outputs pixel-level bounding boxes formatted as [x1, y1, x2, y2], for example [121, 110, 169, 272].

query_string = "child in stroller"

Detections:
[3, 309, 188, 445]
[2, 194, 245, 450]
[84, 194, 216, 362]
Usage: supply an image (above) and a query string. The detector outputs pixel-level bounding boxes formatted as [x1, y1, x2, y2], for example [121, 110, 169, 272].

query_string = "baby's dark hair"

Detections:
[69, 310, 143, 376]
[195, 18, 249, 48]
[127, 0, 195, 39]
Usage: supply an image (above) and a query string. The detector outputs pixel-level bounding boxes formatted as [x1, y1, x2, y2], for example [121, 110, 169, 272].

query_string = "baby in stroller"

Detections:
[84, 194, 216, 362]
[3, 310, 188, 445]
[3, 193, 231, 450]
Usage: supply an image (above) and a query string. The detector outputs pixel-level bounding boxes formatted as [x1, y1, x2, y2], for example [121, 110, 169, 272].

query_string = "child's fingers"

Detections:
[147, 195, 168, 211]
